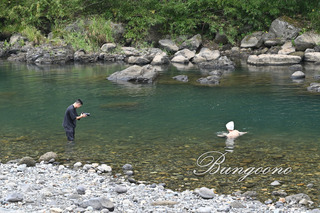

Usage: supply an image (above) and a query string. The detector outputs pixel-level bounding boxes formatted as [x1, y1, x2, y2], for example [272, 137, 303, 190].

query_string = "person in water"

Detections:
[62, 99, 87, 142]
[218, 121, 247, 139]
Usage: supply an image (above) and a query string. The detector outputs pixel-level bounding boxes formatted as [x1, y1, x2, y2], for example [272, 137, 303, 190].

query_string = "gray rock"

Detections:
[76, 185, 86, 195]
[5, 192, 24, 202]
[215, 33, 229, 45]
[270, 181, 281, 186]
[39, 152, 58, 162]
[247, 54, 301, 65]
[26, 45, 74, 64]
[198, 56, 235, 70]
[307, 83, 320, 92]
[217, 205, 230, 212]
[172, 75, 189, 82]
[198, 187, 215, 199]
[99, 197, 114, 211]
[124, 170, 134, 176]
[265, 199, 273, 205]
[269, 17, 301, 40]
[180, 34, 202, 51]
[122, 164, 133, 170]
[288, 64, 303, 71]
[17, 164, 27, 172]
[278, 41, 295, 55]
[97, 164, 112, 173]
[308, 209, 320, 213]
[159, 39, 179, 52]
[264, 39, 285, 47]
[107, 65, 159, 83]
[294, 32, 320, 51]
[121, 47, 140, 57]
[74, 51, 99, 63]
[304, 52, 320, 62]
[128, 55, 151, 65]
[275, 201, 284, 208]
[128, 178, 136, 183]
[171, 55, 190, 64]
[197, 206, 213, 213]
[285, 193, 311, 204]
[174, 49, 196, 60]
[193, 48, 220, 63]
[197, 76, 220, 85]
[9, 34, 27, 45]
[272, 190, 288, 197]
[114, 185, 127, 194]
[291, 71, 305, 79]
[74, 162, 82, 168]
[230, 201, 245, 208]
[101, 43, 117, 53]
[81, 198, 103, 210]
[18, 157, 36, 167]
[240, 31, 265, 48]
[242, 191, 257, 198]
[151, 52, 170, 65]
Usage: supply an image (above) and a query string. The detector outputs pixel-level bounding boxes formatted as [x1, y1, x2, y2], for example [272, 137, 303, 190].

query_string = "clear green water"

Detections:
[0, 60, 319, 204]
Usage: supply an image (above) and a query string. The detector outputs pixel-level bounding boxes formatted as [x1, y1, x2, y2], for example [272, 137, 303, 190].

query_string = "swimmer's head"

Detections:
[226, 121, 234, 130]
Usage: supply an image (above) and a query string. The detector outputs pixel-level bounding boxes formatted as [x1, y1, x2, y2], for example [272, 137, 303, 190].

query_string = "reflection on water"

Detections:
[0, 60, 319, 205]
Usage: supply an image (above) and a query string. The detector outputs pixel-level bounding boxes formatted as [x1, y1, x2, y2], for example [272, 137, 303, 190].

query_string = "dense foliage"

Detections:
[1, 0, 319, 48]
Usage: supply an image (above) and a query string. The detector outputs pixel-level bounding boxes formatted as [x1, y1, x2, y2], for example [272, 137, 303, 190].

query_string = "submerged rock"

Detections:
[172, 75, 189, 82]
[197, 76, 220, 85]
[307, 83, 320, 92]
[291, 71, 305, 79]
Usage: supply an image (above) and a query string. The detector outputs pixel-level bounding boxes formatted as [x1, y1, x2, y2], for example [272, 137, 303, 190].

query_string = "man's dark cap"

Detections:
[76, 99, 83, 105]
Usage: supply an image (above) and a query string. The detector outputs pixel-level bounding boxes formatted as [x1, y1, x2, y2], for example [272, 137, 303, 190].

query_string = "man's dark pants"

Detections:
[64, 127, 75, 141]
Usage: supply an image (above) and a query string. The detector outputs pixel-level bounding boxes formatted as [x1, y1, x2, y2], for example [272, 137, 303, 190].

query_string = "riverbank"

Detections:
[0, 159, 318, 213]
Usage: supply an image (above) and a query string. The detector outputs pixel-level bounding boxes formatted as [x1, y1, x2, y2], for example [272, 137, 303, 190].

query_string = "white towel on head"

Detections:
[226, 121, 234, 130]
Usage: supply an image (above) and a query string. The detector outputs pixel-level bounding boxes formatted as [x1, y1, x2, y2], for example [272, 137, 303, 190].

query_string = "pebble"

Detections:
[0, 162, 316, 213]
[197, 187, 215, 199]
[270, 181, 281, 186]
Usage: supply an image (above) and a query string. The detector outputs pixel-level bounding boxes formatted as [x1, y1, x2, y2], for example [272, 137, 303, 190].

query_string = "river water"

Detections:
[0, 60, 319, 204]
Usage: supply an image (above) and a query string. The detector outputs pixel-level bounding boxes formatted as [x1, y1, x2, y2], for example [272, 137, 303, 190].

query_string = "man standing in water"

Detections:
[63, 99, 87, 142]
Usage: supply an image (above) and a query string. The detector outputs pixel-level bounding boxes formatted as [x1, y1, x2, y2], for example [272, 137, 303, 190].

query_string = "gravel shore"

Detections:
[0, 160, 319, 213]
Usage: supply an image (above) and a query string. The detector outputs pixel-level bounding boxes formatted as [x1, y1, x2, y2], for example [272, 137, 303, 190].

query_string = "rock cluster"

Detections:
[0, 160, 316, 213]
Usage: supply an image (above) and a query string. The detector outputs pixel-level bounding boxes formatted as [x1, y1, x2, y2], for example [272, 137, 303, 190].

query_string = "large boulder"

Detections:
[171, 49, 196, 64]
[269, 17, 301, 40]
[151, 52, 170, 65]
[240, 31, 265, 48]
[158, 39, 179, 52]
[304, 52, 320, 62]
[180, 34, 202, 51]
[247, 54, 301, 65]
[294, 32, 320, 51]
[121, 47, 140, 57]
[192, 48, 220, 63]
[107, 65, 159, 83]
